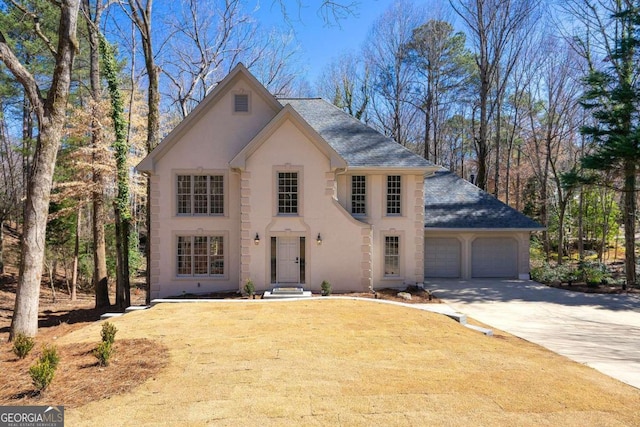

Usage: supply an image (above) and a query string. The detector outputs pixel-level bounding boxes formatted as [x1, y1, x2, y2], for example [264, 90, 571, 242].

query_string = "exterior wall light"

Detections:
[254, 233, 260, 245]
[316, 233, 322, 245]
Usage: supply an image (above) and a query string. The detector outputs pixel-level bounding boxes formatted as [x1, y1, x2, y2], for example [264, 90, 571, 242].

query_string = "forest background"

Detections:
[0, 0, 638, 338]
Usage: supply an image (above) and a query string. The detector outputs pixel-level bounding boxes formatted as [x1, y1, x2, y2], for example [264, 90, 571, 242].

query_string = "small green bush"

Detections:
[530, 262, 562, 284]
[93, 341, 114, 367]
[243, 279, 255, 297]
[12, 334, 35, 359]
[578, 261, 608, 285]
[40, 345, 60, 370]
[321, 280, 332, 296]
[100, 322, 118, 345]
[29, 345, 60, 393]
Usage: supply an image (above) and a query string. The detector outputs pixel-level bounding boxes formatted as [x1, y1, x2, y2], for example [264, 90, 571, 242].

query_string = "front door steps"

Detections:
[263, 286, 312, 299]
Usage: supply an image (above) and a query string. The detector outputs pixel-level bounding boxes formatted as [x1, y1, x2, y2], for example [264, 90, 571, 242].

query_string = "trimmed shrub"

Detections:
[12, 334, 35, 359]
[40, 345, 60, 370]
[321, 280, 332, 296]
[93, 341, 114, 367]
[243, 279, 255, 297]
[29, 345, 60, 393]
[100, 322, 118, 345]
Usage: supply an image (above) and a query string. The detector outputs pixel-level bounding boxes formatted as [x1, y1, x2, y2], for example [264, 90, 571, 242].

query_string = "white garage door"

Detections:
[424, 237, 461, 278]
[472, 237, 518, 278]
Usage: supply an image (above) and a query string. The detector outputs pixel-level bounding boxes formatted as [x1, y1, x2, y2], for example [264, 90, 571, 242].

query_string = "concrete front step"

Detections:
[100, 312, 124, 320]
[263, 287, 313, 299]
[125, 305, 150, 313]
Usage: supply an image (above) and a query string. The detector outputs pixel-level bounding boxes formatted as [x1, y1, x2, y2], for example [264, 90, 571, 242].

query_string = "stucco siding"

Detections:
[242, 119, 371, 292]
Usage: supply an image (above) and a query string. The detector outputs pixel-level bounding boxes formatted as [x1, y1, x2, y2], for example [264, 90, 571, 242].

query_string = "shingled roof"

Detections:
[280, 98, 434, 169]
[424, 169, 543, 230]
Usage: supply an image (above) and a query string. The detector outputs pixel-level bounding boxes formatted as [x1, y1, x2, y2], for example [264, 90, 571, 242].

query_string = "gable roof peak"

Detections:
[137, 62, 281, 173]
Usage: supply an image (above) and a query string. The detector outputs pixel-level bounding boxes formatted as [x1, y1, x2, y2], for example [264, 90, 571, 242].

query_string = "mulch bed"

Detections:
[168, 286, 441, 304]
[0, 338, 168, 408]
[548, 282, 640, 295]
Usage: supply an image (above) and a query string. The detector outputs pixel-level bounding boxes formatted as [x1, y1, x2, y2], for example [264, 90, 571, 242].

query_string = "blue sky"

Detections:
[252, 0, 397, 84]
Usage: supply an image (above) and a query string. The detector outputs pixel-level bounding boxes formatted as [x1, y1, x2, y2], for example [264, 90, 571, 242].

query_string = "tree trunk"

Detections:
[84, 0, 110, 308]
[71, 206, 80, 301]
[115, 209, 131, 309]
[11, 123, 64, 338]
[4, 0, 81, 339]
[0, 220, 4, 274]
[577, 187, 584, 261]
[100, 35, 132, 309]
[622, 159, 637, 289]
[127, 0, 160, 306]
[493, 100, 501, 198]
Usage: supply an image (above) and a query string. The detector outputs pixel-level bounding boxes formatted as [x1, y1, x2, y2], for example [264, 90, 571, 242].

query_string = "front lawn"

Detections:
[49, 299, 640, 426]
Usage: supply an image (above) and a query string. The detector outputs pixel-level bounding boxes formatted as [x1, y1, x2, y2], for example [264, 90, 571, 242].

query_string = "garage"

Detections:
[424, 237, 461, 278]
[471, 237, 518, 278]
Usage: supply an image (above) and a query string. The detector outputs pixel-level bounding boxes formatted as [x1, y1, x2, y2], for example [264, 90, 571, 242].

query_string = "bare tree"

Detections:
[406, 18, 473, 162]
[0, 0, 81, 339]
[316, 51, 370, 121]
[364, 0, 426, 146]
[162, 0, 300, 118]
[451, 0, 538, 191]
[82, 0, 110, 308]
[120, 0, 160, 305]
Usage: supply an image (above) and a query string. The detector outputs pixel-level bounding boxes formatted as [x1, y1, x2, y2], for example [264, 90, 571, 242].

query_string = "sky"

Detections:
[252, 0, 397, 84]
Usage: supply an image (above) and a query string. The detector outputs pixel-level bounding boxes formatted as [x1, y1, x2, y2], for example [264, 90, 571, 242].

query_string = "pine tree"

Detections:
[580, 4, 639, 288]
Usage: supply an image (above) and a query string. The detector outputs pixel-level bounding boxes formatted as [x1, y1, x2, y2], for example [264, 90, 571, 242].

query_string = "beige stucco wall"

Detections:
[149, 75, 278, 299]
[242, 119, 372, 292]
[336, 172, 426, 289]
[424, 230, 532, 280]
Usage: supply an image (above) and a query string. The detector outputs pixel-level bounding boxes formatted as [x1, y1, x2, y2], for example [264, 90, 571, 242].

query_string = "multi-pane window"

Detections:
[177, 235, 224, 276]
[278, 172, 298, 214]
[386, 175, 401, 215]
[351, 175, 366, 215]
[384, 236, 400, 276]
[176, 175, 224, 215]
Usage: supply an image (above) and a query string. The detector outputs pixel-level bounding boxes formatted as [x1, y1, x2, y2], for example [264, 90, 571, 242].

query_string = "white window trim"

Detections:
[173, 230, 229, 280]
[381, 231, 404, 279]
[385, 175, 403, 217]
[349, 175, 367, 217]
[273, 165, 303, 217]
[173, 169, 228, 218]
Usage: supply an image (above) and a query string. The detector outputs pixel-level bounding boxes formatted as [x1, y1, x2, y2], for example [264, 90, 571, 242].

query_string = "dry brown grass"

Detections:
[48, 300, 640, 426]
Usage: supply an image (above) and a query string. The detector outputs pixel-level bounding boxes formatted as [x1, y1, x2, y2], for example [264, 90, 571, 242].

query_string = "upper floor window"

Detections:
[386, 175, 401, 215]
[234, 93, 249, 113]
[177, 175, 224, 215]
[278, 172, 298, 214]
[351, 175, 366, 216]
[177, 235, 224, 277]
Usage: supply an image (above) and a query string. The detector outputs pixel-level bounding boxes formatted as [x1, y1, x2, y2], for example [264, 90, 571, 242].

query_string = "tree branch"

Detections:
[0, 32, 45, 121]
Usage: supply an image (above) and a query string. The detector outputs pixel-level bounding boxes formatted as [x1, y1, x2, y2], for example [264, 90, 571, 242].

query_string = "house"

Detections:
[137, 63, 541, 299]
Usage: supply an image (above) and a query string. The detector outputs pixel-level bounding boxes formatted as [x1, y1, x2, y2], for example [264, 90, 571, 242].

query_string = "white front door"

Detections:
[277, 237, 300, 283]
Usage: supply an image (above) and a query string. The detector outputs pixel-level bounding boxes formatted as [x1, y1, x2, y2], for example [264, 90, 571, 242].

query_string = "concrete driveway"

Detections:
[424, 279, 640, 389]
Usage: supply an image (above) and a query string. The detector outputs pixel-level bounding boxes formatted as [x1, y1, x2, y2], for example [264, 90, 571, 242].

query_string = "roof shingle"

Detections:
[424, 169, 543, 229]
[280, 98, 434, 169]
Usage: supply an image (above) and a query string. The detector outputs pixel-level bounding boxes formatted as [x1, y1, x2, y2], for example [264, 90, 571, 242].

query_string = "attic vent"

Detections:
[234, 94, 249, 112]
